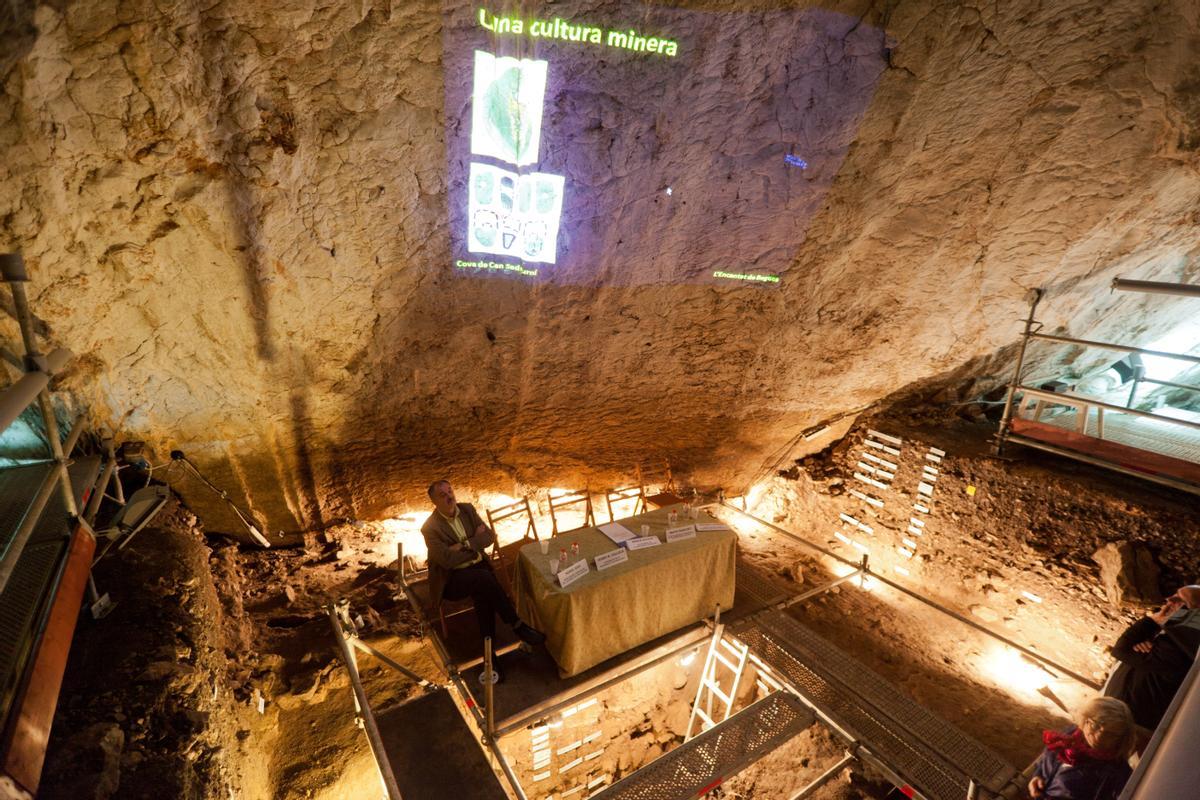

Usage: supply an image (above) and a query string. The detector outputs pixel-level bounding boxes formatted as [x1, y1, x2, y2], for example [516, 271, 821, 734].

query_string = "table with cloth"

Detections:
[514, 506, 737, 677]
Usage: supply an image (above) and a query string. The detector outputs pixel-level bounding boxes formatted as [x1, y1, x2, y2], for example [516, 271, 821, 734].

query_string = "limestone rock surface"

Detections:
[1092, 540, 1162, 605]
[1, 0, 1198, 533]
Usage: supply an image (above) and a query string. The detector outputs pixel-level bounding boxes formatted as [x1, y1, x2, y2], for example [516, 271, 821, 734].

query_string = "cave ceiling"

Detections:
[0, 0, 1198, 534]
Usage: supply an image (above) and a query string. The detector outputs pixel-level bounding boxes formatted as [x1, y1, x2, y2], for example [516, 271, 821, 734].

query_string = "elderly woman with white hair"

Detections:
[1028, 696, 1135, 800]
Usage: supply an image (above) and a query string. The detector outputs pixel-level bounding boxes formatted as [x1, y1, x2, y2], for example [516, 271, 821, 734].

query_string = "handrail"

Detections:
[719, 501, 1102, 689]
[1029, 332, 1200, 367]
[1120, 648, 1200, 798]
[328, 605, 404, 800]
[1140, 376, 1200, 395]
[1112, 278, 1200, 299]
[0, 347, 72, 435]
[1016, 385, 1200, 433]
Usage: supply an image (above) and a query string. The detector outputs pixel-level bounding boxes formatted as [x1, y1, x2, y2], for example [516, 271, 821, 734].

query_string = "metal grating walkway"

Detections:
[590, 692, 812, 800]
[1026, 406, 1200, 465]
[0, 458, 100, 729]
[735, 610, 1020, 800]
[731, 557, 788, 617]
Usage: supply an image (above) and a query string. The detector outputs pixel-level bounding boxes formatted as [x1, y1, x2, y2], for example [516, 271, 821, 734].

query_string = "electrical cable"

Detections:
[169, 450, 271, 547]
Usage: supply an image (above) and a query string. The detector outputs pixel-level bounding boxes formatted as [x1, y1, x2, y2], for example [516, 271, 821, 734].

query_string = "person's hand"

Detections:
[1150, 597, 1184, 626]
[475, 523, 488, 537]
[1134, 640, 1154, 654]
[1028, 775, 1045, 798]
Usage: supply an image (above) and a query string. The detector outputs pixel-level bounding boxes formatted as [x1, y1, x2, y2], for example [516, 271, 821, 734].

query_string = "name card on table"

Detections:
[695, 523, 730, 532]
[665, 525, 696, 542]
[557, 559, 590, 588]
[598, 522, 636, 544]
[594, 548, 629, 571]
[625, 536, 661, 551]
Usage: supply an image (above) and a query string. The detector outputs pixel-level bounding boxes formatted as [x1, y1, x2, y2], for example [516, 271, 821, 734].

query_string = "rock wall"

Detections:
[1, 0, 1198, 533]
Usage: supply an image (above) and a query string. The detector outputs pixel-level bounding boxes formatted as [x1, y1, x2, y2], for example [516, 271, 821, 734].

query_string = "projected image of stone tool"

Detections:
[467, 162, 564, 264]
[471, 51, 548, 166]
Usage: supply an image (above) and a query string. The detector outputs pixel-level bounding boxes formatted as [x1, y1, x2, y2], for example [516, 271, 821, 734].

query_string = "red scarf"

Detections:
[1042, 727, 1119, 766]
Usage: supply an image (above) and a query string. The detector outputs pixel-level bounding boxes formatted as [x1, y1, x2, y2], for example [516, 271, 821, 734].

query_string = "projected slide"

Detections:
[471, 51, 548, 166]
[468, 163, 565, 262]
[442, 2, 888, 285]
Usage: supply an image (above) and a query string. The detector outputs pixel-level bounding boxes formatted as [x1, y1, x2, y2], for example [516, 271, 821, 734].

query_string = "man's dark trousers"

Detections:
[442, 561, 518, 640]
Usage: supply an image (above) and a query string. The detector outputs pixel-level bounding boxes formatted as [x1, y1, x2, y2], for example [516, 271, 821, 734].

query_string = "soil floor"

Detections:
[39, 411, 1200, 799]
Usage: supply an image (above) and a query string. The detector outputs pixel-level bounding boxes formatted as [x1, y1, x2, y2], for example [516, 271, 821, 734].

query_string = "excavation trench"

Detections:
[39, 416, 1200, 799]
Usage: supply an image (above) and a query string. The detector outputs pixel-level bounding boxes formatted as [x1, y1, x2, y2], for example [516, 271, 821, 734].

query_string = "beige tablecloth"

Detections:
[514, 506, 736, 677]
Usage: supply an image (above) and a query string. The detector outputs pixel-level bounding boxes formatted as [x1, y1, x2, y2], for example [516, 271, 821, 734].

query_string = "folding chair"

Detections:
[641, 463, 686, 509]
[432, 542, 513, 639]
[604, 485, 646, 522]
[487, 496, 539, 581]
[548, 489, 596, 536]
[486, 497, 539, 541]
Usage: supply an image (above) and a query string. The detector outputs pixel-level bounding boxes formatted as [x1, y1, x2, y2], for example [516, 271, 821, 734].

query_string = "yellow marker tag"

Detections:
[966, 485, 977, 496]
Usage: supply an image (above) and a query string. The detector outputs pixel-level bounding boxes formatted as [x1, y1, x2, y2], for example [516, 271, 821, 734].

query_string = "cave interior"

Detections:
[1, 1, 1200, 799]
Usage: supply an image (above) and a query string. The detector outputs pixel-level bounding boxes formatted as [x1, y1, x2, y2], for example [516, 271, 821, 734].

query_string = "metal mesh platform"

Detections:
[733, 557, 788, 612]
[734, 610, 1020, 800]
[376, 689, 508, 800]
[0, 458, 100, 729]
[1026, 406, 1200, 465]
[591, 692, 812, 800]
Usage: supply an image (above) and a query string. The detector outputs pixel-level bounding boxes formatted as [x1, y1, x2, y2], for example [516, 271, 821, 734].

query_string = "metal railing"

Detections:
[0, 253, 82, 596]
[719, 500, 1101, 690]
[995, 284, 1200, 493]
[1120, 647, 1200, 798]
[391, 560, 529, 800]
[1014, 385, 1200, 436]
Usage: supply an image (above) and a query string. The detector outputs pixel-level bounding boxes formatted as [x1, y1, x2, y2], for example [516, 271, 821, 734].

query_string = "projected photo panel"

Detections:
[468, 164, 564, 263]
[471, 51, 548, 167]
[443, 2, 887, 286]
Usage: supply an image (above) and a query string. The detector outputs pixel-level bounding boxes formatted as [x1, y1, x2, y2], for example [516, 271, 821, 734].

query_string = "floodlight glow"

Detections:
[1139, 317, 1200, 383]
[744, 482, 768, 510]
[831, 562, 857, 578]
[380, 515, 428, 561]
[980, 644, 1049, 698]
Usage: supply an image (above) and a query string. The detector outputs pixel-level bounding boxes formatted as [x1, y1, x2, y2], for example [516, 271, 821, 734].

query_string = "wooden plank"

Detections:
[1011, 418, 1200, 485]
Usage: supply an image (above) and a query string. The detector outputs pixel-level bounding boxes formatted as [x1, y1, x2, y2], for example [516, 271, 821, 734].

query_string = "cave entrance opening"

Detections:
[995, 286, 1200, 495]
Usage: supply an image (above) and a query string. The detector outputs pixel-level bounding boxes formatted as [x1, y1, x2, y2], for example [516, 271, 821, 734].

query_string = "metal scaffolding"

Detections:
[994, 284, 1200, 494]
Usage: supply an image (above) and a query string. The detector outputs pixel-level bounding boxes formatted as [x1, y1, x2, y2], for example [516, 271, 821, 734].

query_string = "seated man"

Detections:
[1106, 584, 1200, 732]
[421, 480, 545, 659]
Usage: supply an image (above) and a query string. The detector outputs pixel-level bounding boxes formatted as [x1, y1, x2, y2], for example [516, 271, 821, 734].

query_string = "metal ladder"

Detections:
[685, 623, 750, 740]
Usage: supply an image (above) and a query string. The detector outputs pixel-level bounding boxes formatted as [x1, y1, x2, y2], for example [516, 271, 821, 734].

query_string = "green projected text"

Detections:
[713, 271, 781, 284]
[478, 9, 679, 57]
